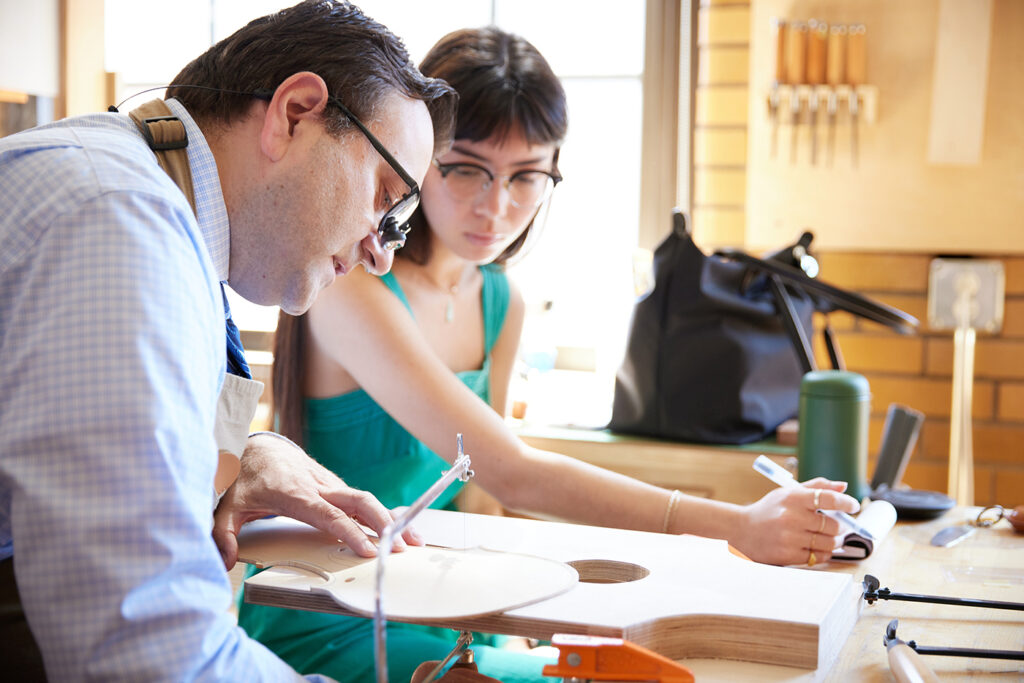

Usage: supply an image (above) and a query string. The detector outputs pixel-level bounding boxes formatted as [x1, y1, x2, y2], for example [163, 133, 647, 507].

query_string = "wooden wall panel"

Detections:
[744, 0, 1024, 254]
[694, 128, 747, 165]
[698, 5, 751, 44]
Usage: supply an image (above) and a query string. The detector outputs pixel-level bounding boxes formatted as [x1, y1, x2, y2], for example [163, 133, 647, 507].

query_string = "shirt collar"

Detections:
[165, 98, 231, 284]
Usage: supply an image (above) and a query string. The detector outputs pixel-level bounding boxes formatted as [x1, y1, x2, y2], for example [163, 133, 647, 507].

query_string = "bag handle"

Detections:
[767, 273, 818, 373]
[672, 208, 691, 238]
[713, 248, 920, 335]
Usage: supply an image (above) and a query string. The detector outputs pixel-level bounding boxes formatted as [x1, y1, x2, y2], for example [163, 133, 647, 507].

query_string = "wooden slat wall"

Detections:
[691, 0, 749, 248]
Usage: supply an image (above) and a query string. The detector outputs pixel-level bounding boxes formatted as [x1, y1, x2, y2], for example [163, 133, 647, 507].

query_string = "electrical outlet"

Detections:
[927, 258, 1004, 332]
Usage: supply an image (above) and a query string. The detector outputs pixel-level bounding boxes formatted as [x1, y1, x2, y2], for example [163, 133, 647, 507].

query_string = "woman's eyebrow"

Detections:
[448, 144, 549, 167]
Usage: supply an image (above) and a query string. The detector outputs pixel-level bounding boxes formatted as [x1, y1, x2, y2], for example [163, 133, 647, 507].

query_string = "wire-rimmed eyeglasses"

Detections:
[433, 160, 561, 210]
[253, 89, 419, 251]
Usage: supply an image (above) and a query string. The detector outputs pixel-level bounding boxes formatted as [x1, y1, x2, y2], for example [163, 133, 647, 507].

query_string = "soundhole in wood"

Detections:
[567, 559, 650, 584]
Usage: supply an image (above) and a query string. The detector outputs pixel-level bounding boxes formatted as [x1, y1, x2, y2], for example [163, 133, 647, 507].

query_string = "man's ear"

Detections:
[259, 72, 331, 162]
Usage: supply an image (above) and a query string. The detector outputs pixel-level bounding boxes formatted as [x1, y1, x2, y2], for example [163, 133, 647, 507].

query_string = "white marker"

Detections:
[753, 455, 874, 540]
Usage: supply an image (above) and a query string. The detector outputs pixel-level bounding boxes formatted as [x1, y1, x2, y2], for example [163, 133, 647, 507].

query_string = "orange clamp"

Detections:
[542, 634, 695, 683]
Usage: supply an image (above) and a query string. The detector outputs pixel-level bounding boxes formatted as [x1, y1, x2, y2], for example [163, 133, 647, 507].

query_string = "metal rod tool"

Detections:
[420, 631, 476, 683]
[374, 434, 475, 683]
[886, 619, 1024, 662]
[863, 574, 1024, 612]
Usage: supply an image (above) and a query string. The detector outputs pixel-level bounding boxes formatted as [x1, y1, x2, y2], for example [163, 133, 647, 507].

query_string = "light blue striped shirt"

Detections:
[0, 100, 326, 681]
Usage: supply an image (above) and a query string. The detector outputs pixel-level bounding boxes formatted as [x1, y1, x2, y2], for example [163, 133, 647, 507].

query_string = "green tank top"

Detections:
[237, 264, 545, 683]
[302, 263, 508, 510]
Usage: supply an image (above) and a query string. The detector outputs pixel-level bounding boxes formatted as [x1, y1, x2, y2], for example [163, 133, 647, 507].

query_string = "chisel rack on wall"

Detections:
[765, 18, 877, 168]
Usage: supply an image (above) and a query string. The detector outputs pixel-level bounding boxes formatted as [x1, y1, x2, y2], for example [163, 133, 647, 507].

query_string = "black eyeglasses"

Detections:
[252, 89, 419, 251]
[433, 161, 561, 210]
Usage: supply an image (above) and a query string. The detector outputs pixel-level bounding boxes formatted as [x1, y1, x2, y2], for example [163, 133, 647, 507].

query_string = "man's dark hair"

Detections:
[399, 26, 568, 266]
[166, 0, 456, 155]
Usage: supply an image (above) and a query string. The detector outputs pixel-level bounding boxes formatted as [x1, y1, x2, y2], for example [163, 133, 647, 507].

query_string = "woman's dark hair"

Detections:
[167, 0, 456, 157]
[399, 26, 568, 266]
[273, 25, 566, 445]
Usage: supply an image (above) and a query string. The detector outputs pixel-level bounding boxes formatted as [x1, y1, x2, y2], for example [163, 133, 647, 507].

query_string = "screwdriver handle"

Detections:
[826, 25, 847, 86]
[806, 20, 828, 85]
[847, 24, 867, 87]
[772, 17, 788, 84]
[786, 21, 808, 85]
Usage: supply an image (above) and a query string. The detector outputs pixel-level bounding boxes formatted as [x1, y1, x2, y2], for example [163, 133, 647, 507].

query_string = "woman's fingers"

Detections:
[800, 483, 861, 514]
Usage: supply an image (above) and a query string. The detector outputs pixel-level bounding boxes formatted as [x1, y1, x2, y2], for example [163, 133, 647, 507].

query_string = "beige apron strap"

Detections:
[127, 99, 256, 500]
[128, 99, 197, 217]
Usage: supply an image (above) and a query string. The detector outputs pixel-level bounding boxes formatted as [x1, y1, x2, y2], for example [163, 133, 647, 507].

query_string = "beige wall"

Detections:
[745, 0, 1024, 254]
[693, 0, 1024, 506]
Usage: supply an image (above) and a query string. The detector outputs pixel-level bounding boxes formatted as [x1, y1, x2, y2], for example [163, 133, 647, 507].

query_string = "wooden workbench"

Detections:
[515, 426, 1022, 679]
[680, 507, 1024, 681]
[239, 504, 1021, 680]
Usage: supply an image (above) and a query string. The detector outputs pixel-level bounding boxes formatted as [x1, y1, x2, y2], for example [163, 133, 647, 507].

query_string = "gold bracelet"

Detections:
[662, 489, 682, 534]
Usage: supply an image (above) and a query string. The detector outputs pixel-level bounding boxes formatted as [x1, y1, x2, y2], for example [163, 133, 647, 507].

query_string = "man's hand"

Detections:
[213, 433, 422, 569]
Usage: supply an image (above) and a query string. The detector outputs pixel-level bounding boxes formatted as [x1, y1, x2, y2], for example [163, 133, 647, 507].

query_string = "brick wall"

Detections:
[816, 253, 1024, 506]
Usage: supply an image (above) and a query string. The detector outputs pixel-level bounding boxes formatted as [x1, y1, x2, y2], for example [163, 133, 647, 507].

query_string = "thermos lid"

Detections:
[800, 370, 871, 399]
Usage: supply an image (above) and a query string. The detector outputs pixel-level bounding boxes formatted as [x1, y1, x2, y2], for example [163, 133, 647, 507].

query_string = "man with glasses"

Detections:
[0, 2, 455, 680]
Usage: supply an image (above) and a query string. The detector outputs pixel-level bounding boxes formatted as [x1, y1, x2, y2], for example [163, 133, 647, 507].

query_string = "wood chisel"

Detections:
[825, 24, 846, 167]
[884, 620, 940, 683]
[769, 17, 787, 159]
[847, 24, 867, 168]
[806, 19, 828, 165]
[786, 21, 807, 164]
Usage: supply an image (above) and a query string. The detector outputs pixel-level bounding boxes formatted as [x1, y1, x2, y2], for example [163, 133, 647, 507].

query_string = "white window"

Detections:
[106, 0, 683, 427]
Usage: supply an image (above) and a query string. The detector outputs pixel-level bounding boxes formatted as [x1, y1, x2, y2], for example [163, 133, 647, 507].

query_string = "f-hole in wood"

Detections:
[568, 559, 650, 584]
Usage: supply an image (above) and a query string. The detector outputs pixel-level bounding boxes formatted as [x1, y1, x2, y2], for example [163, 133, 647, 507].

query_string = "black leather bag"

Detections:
[609, 209, 918, 444]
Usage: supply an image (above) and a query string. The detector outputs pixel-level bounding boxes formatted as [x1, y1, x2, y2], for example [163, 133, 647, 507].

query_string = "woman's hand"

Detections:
[730, 478, 860, 566]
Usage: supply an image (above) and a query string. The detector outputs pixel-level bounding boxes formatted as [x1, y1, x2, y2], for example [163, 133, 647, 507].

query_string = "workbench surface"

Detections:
[681, 506, 1024, 681]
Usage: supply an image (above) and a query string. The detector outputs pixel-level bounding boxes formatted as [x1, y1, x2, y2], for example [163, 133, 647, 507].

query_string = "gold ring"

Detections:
[808, 550, 817, 567]
[813, 488, 822, 509]
[817, 513, 826, 534]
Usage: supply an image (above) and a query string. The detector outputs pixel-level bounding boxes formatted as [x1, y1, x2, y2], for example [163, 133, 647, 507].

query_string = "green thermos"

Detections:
[797, 370, 871, 501]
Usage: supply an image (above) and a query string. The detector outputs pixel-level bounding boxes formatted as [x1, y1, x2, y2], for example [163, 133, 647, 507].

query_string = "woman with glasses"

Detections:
[241, 26, 858, 683]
